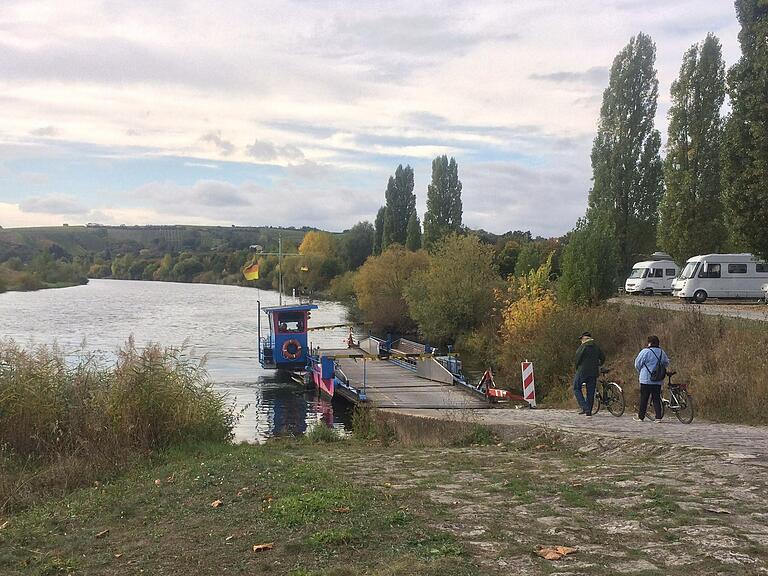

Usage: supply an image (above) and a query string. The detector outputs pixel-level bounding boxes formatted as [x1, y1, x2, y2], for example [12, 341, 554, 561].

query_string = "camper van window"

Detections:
[728, 263, 748, 274]
[652, 269, 664, 278]
[699, 263, 721, 278]
[757, 263, 768, 273]
[629, 268, 644, 279]
[680, 262, 699, 279]
[665, 269, 676, 276]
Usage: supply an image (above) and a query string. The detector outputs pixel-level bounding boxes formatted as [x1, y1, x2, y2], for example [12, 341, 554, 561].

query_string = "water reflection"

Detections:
[0, 279, 358, 442]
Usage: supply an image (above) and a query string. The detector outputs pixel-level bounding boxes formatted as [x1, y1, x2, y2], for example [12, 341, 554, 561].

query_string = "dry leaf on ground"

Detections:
[211, 499, 223, 508]
[154, 479, 161, 487]
[252, 542, 274, 552]
[536, 545, 577, 560]
[0, 521, 9, 530]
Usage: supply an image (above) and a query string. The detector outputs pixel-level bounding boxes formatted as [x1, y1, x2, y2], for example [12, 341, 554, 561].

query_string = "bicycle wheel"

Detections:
[674, 391, 695, 424]
[590, 386, 601, 415]
[605, 382, 625, 417]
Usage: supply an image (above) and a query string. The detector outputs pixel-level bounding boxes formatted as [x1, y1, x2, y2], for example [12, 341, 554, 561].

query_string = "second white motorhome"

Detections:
[672, 253, 768, 303]
[624, 253, 679, 295]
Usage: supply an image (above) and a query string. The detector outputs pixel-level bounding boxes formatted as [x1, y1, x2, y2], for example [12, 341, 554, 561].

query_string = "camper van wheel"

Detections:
[693, 290, 707, 304]
[643, 288, 654, 296]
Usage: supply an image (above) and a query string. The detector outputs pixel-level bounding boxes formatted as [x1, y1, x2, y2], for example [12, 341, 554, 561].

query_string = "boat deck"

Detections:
[335, 357, 489, 409]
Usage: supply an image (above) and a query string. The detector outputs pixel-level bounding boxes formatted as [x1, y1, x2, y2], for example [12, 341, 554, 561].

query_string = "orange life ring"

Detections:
[282, 339, 302, 360]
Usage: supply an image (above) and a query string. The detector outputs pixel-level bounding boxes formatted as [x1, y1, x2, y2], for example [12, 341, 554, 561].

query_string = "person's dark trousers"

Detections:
[572, 373, 597, 414]
[638, 384, 663, 420]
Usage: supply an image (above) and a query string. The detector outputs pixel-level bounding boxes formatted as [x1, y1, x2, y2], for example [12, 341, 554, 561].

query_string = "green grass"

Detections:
[0, 441, 479, 576]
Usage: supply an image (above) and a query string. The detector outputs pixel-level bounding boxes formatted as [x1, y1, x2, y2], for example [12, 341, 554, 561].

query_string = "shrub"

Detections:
[353, 244, 428, 333]
[304, 422, 342, 443]
[558, 218, 620, 305]
[0, 339, 234, 510]
[405, 234, 501, 345]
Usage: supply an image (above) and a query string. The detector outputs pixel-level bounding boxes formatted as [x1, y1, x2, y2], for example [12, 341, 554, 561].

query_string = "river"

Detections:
[0, 279, 358, 442]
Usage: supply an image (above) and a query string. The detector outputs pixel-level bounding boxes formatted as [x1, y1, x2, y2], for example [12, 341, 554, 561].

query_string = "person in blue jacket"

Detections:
[633, 335, 670, 422]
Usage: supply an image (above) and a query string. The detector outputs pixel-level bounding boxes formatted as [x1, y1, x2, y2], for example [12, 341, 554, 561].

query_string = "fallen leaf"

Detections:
[225, 535, 235, 542]
[537, 549, 562, 560]
[210, 500, 223, 508]
[0, 521, 9, 530]
[333, 507, 351, 514]
[536, 545, 577, 560]
[252, 542, 274, 552]
[114, 553, 123, 559]
[154, 479, 161, 487]
[95, 529, 110, 539]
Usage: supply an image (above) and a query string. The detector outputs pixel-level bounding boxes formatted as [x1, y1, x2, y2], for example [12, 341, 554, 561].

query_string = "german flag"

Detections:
[242, 261, 260, 280]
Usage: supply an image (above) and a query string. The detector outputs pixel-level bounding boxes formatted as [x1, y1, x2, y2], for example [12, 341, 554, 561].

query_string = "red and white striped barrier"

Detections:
[521, 361, 537, 408]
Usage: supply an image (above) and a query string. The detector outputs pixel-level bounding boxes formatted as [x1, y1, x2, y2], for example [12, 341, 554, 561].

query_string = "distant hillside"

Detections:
[0, 224, 312, 262]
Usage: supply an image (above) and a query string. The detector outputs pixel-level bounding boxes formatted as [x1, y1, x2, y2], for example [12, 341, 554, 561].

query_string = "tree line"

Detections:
[561, 1, 768, 304]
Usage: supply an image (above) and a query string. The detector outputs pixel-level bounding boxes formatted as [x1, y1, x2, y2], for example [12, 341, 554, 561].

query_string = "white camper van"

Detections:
[672, 253, 768, 303]
[624, 253, 680, 295]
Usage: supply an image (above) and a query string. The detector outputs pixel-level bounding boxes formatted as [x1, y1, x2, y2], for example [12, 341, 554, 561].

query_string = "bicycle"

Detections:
[589, 368, 625, 417]
[657, 370, 695, 424]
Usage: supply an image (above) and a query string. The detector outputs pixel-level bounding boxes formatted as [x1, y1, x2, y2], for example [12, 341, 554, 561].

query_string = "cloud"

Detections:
[200, 131, 235, 156]
[461, 160, 589, 237]
[530, 66, 609, 86]
[18, 194, 87, 215]
[245, 139, 305, 162]
[30, 126, 59, 137]
[0, 0, 742, 236]
[137, 180, 252, 208]
[184, 161, 220, 169]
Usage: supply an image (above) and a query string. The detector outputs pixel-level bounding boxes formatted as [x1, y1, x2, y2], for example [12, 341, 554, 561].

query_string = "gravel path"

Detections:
[609, 295, 768, 321]
[390, 407, 768, 461]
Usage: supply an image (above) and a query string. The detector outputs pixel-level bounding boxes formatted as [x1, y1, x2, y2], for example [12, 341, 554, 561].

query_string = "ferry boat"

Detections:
[258, 303, 317, 371]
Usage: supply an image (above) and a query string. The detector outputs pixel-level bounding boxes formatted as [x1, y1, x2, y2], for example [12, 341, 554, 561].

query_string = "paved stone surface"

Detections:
[609, 295, 768, 322]
[390, 407, 768, 460]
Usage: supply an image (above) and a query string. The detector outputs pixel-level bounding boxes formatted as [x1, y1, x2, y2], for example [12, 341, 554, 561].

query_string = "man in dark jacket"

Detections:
[573, 331, 605, 416]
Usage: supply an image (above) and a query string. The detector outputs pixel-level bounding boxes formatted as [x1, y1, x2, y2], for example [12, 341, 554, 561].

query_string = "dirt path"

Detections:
[609, 295, 768, 322]
[389, 407, 768, 462]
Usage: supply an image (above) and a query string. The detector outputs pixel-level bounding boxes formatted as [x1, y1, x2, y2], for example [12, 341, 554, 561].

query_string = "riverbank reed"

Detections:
[496, 303, 768, 424]
[0, 339, 234, 512]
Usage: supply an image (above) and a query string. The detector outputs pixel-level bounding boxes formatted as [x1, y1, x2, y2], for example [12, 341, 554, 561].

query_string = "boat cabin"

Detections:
[259, 304, 318, 370]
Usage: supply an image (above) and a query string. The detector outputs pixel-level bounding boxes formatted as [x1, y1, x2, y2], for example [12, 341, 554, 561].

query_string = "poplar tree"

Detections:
[659, 34, 726, 262]
[384, 164, 416, 245]
[722, 1, 768, 260]
[373, 206, 385, 255]
[405, 209, 422, 251]
[381, 207, 394, 251]
[423, 155, 463, 249]
[588, 33, 663, 273]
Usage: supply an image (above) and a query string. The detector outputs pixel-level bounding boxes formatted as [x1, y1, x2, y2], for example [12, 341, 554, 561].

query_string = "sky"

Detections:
[0, 0, 741, 237]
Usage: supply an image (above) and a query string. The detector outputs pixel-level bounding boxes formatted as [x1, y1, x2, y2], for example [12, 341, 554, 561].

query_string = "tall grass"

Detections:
[0, 338, 234, 511]
[496, 303, 768, 424]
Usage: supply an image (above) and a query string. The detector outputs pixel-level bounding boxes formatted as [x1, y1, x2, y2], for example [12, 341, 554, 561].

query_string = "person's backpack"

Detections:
[646, 349, 666, 381]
